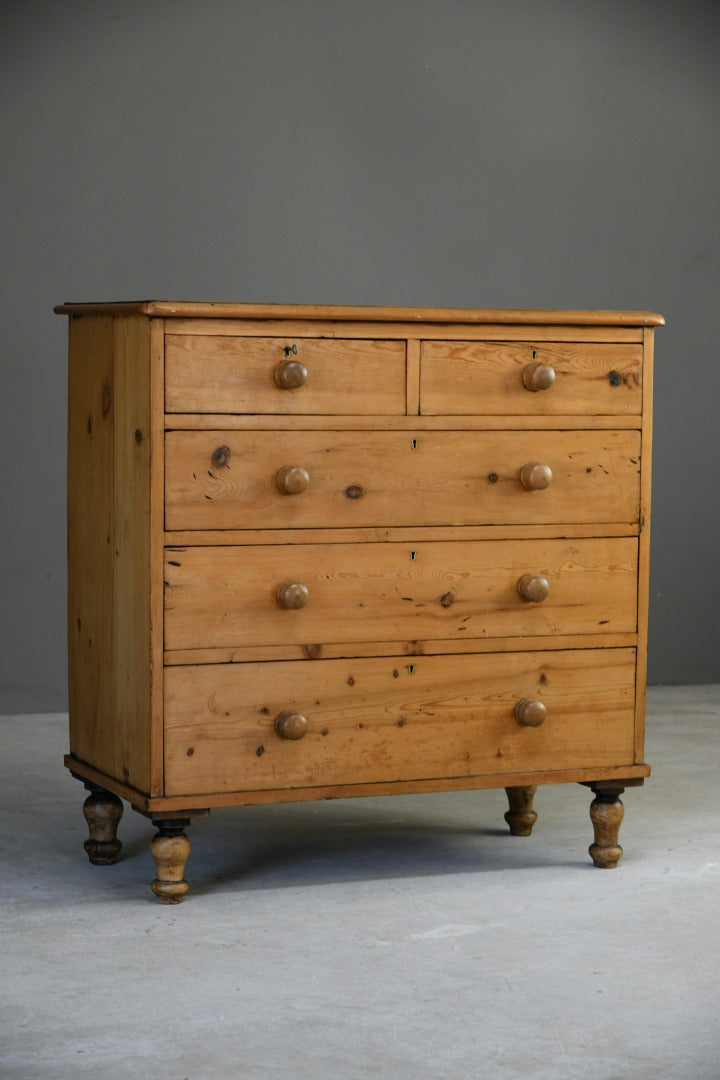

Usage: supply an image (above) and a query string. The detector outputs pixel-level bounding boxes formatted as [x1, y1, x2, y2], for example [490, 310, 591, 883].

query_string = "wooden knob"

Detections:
[517, 574, 550, 603]
[522, 362, 556, 391]
[276, 465, 310, 495]
[520, 462, 553, 490]
[274, 359, 308, 389]
[276, 582, 309, 609]
[514, 699, 547, 727]
[274, 710, 308, 740]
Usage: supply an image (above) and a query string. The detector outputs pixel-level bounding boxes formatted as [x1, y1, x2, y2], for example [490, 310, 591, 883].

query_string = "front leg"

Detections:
[588, 785, 625, 868]
[504, 785, 538, 836]
[151, 820, 191, 904]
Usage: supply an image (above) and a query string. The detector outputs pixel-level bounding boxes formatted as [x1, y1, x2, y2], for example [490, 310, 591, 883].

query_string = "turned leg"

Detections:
[504, 785, 538, 836]
[83, 785, 123, 865]
[588, 785, 625, 868]
[151, 819, 191, 904]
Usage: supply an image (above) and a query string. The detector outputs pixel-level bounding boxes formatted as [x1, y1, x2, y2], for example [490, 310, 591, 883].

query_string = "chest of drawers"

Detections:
[56, 301, 663, 903]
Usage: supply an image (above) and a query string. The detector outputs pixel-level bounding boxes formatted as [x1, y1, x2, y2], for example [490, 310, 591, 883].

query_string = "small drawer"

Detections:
[164, 648, 637, 795]
[163, 537, 638, 651]
[165, 335, 407, 414]
[165, 428, 640, 530]
[420, 340, 642, 415]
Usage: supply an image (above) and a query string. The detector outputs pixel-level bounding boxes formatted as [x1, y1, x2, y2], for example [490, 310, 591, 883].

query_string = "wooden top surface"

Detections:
[54, 300, 665, 326]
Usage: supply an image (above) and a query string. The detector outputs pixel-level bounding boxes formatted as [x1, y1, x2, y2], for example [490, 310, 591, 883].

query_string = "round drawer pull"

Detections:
[274, 359, 308, 389]
[520, 462, 553, 491]
[522, 362, 556, 391]
[514, 699, 547, 727]
[274, 710, 308, 740]
[276, 581, 309, 609]
[517, 574, 550, 603]
[276, 465, 310, 495]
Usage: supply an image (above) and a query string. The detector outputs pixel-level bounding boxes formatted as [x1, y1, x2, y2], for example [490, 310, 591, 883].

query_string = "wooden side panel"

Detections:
[420, 341, 643, 415]
[68, 316, 115, 773]
[165, 335, 406, 414]
[164, 537, 638, 651]
[164, 429, 641, 531]
[67, 315, 157, 794]
[635, 328, 655, 760]
[164, 648, 637, 796]
[148, 320, 166, 793]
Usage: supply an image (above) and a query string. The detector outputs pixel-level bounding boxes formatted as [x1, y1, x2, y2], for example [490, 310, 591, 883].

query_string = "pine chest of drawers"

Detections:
[56, 301, 663, 903]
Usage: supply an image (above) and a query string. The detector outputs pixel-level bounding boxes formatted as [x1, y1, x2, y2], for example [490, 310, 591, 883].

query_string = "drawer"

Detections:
[420, 340, 642, 415]
[165, 335, 407, 414]
[164, 537, 638, 651]
[164, 648, 637, 795]
[165, 429, 640, 530]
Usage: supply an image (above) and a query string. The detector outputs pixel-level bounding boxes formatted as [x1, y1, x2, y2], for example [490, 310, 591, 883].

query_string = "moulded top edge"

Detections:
[53, 301, 665, 326]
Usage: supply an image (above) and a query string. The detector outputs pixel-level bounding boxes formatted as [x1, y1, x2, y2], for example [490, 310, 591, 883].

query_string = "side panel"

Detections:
[634, 328, 655, 761]
[67, 314, 159, 793]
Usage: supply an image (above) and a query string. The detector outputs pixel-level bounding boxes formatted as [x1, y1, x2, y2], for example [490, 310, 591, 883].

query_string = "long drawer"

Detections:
[163, 648, 637, 795]
[163, 537, 638, 650]
[165, 335, 407, 414]
[420, 340, 642, 414]
[164, 429, 641, 530]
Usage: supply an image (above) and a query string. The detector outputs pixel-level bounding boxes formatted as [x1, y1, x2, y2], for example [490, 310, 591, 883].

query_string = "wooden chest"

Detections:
[56, 301, 663, 902]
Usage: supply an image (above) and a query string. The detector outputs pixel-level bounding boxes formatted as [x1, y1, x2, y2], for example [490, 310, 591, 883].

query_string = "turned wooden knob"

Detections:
[276, 465, 310, 495]
[274, 358, 308, 389]
[275, 710, 308, 740]
[520, 462, 553, 490]
[517, 574, 550, 603]
[522, 362, 556, 391]
[514, 699, 547, 727]
[276, 581, 309, 609]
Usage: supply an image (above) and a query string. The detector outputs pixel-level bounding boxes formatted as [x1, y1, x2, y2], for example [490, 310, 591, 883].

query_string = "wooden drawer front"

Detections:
[164, 648, 637, 795]
[420, 341, 642, 415]
[165, 429, 640, 531]
[164, 538, 637, 651]
[165, 335, 406, 414]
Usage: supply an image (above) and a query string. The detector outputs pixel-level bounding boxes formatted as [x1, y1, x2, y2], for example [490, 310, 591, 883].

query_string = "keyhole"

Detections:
[407, 664, 415, 675]
[411, 438, 418, 449]
[410, 550, 416, 560]
[532, 349, 537, 359]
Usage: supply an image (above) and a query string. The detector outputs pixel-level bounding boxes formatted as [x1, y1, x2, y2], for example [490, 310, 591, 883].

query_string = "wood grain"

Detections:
[163, 648, 637, 796]
[165, 429, 641, 531]
[164, 537, 638, 651]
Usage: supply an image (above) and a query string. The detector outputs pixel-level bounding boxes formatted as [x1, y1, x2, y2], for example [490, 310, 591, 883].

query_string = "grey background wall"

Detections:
[2, 0, 719, 712]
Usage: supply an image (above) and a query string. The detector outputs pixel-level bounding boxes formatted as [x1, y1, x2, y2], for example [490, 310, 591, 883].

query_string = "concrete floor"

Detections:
[1, 685, 719, 1080]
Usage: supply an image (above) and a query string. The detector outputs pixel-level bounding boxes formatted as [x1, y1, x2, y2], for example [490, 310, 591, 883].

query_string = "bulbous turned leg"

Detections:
[589, 786, 625, 868]
[151, 820, 191, 904]
[83, 786, 123, 865]
[504, 785, 538, 836]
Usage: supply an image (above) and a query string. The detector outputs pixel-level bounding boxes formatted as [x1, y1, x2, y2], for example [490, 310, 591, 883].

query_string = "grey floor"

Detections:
[1, 686, 719, 1080]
